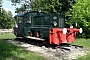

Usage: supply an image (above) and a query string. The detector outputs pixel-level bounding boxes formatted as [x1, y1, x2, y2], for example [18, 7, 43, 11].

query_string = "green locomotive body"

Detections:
[14, 11, 82, 45]
[14, 11, 65, 38]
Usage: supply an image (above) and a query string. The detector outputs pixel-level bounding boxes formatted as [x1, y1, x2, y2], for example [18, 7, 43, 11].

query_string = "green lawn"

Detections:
[0, 33, 47, 60]
[72, 38, 90, 60]
[0, 33, 90, 60]
[70, 38, 90, 48]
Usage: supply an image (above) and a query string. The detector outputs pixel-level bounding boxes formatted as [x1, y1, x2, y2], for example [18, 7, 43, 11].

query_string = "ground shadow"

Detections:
[0, 39, 27, 60]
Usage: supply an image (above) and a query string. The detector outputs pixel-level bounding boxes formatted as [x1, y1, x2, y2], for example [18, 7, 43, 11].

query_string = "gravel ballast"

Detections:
[7, 40, 87, 60]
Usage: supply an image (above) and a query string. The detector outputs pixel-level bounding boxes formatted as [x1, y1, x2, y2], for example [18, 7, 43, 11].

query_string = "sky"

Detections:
[2, 0, 17, 16]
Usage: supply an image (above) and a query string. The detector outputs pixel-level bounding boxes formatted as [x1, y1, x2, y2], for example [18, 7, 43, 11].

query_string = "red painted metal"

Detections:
[30, 32, 32, 36]
[50, 28, 80, 45]
[36, 32, 40, 37]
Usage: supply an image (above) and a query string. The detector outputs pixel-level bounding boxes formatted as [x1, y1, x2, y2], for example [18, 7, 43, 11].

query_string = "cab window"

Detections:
[17, 17, 22, 23]
[24, 16, 31, 23]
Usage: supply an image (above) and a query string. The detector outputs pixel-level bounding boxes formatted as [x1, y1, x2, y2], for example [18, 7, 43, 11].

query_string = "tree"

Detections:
[9, 0, 31, 13]
[0, 0, 2, 4]
[0, 8, 14, 29]
[70, 0, 90, 38]
[31, 0, 75, 13]
[9, 0, 74, 14]
[7, 11, 14, 28]
[0, 0, 2, 14]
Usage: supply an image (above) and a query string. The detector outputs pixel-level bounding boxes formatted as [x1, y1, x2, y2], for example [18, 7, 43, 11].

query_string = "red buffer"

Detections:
[50, 28, 82, 45]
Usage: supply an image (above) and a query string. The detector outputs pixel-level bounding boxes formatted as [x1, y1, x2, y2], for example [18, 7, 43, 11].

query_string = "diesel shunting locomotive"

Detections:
[14, 11, 82, 45]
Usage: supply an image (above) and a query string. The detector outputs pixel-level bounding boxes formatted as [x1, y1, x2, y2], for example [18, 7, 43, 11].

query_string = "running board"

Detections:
[25, 36, 45, 41]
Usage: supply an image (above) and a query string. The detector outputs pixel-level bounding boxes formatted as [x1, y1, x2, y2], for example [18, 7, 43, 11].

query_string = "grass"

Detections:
[0, 33, 47, 60]
[71, 38, 90, 60]
[73, 38, 90, 48]
[0, 33, 90, 60]
[0, 33, 16, 40]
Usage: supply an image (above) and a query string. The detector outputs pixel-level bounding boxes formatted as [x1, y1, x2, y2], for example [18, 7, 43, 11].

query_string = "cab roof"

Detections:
[14, 13, 24, 17]
[14, 11, 46, 18]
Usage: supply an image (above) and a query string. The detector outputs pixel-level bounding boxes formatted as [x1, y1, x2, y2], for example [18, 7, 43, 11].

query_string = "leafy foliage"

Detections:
[0, 8, 14, 29]
[0, 0, 2, 12]
[0, 0, 14, 29]
[9, 0, 74, 14]
[9, 0, 31, 13]
[31, 0, 74, 13]
[69, 0, 90, 38]
[0, 0, 2, 4]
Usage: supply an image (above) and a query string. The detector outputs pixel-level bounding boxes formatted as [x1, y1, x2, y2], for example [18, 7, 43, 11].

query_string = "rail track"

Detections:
[15, 38, 84, 51]
[8, 38, 86, 60]
[15, 38, 83, 49]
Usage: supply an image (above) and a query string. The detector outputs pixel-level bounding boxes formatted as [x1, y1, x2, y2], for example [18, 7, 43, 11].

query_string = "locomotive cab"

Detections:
[14, 14, 24, 37]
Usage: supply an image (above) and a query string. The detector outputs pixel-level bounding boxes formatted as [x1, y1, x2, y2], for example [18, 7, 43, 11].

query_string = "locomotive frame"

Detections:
[14, 11, 82, 45]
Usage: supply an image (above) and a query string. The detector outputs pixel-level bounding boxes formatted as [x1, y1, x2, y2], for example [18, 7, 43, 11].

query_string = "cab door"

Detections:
[14, 16, 23, 37]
